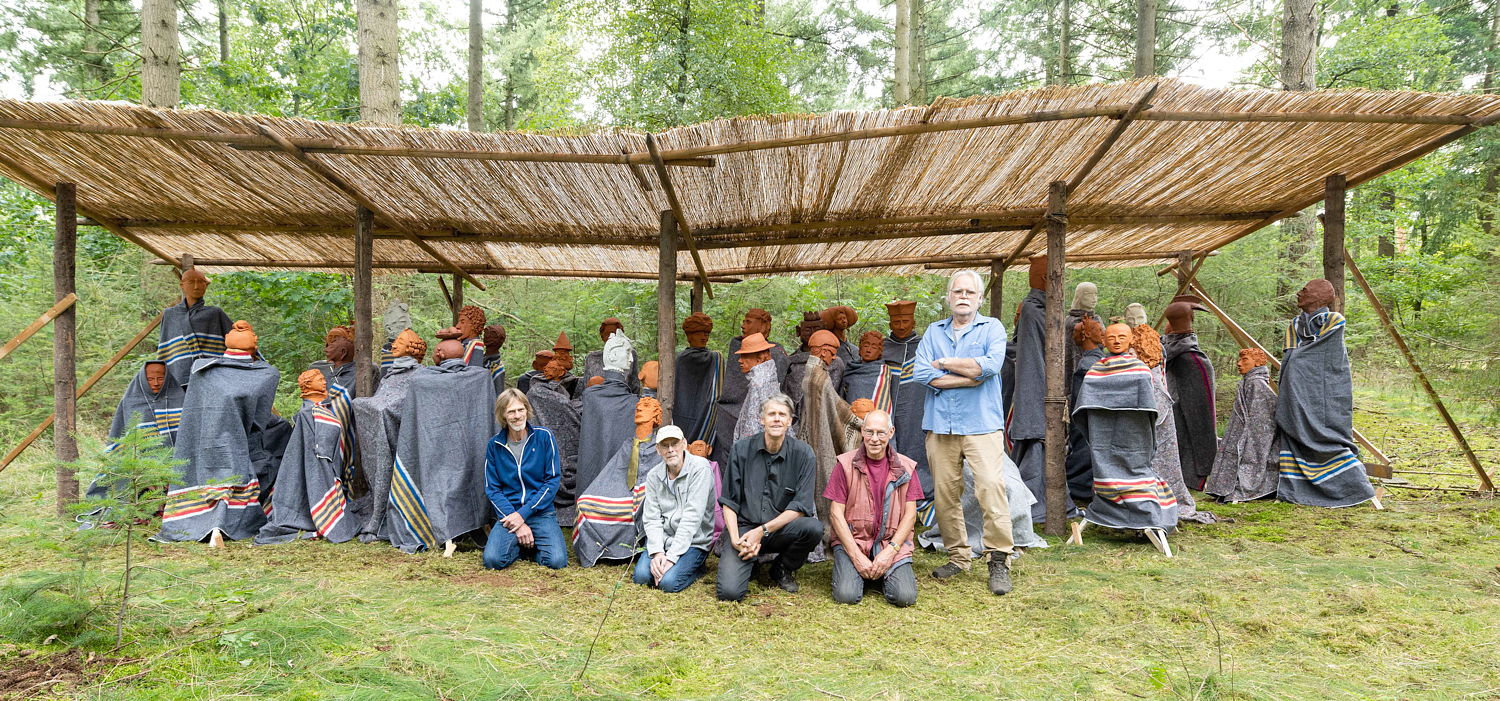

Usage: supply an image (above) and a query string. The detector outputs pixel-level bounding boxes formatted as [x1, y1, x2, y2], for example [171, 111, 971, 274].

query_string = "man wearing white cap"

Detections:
[634, 424, 718, 593]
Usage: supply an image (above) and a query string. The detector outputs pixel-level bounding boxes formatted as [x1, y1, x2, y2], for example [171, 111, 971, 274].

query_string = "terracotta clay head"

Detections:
[531, 350, 555, 373]
[382, 301, 411, 340]
[1163, 302, 1196, 335]
[552, 332, 575, 371]
[809, 330, 839, 365]
[683, 312, 713, 348]
[179, 268, 209, 305]
[1073, 316, 1104, 351]
[634, 396, 663, 430]
[542, 357, 567, 381]
[735, 332, 774, 374]
[796, 311, 823, 349]
[1132, 324, 1163, 368]
[741, 309, 771, 339]
[1028, 255, 1048, 291]
[434, 339, 465, 364]
[225, 320, 257, 353]
[598, 317, 624, 343]
[850, 398, 876, 420]
[1296, 279, 1336, 314]
[324, 326, 354, 365]
[858, 330, 884, 362]
[687, 440, 712, 459]
[1104, 323, 1134, 355]
[439, 306, 486, 341]
[392, 328, 427, 361]
[298, 368, 328, 402]
[638, 360, 660, 390]
[144, 362, 167, 394]
[819, 306, 858, 341]
[483, 324, 507, 350]
[587, 375, 605, 387]
[1124, 303, 1148, 327]
[1237, 347, 1270, 375]
[886, 300, 916, 339]
[1071, 282, 1098, 312]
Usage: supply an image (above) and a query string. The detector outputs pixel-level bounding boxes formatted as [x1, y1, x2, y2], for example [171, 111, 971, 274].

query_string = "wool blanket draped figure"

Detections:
[714, 337, 788, 462]
[1204, 365, 1279, 502]
[350, 355, 422, 541]
[577, 370, 639, 500]
[573, 435, 662, 567]
[484, 353, 506, 395]
[1010, 289, 1077, 522]
[1064, 346, 1107, 502]
[157, 355, 286, 542]
[1072, 354, 1178, 531]
[386, 359, 497, 553]
[79, 363, 186, 526]
[801, 355, 857, 541]
[673, 346, 725, 444]
[309, 360, 359, 484]
[585, 350, 639, 393]
[915, 455, 1049, 554]
[1149, 365, 1215, 524]
[838, 358, 895, 415]
[1274, 310, 1376, 507]
[735, 359, 783, 443]
[782, 351, 809, 425]
[882, 331, 933, 522]
[1063, 308, 1103, 385]
[255, 399, 358, 544]
[528, 377, 582, 512]
[1163, 332, 1218, 490]
[157, 298, 232, 389]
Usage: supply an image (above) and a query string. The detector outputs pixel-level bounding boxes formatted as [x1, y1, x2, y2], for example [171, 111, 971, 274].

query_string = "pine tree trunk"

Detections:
[893, 0, 911, 104]
[140, 0, 180, 108]
[1477, 1, 1499, 237]
[217, 0, 229, 63]
[1276, 0, 1319, 312]
[910, 0, 926, 103]
[675, 0, 691, 116]
[1134, 0, 1156, 78]
[468, 0, 484, 131]
[358, 0, 402, 124]
[83, 0, 105, 92]
[502, 0, 516, 130]
[1057, 0, 1071, 86]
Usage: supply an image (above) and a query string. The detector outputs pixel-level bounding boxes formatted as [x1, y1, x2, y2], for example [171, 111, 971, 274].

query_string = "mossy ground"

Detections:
[0, 396, 1496, 700]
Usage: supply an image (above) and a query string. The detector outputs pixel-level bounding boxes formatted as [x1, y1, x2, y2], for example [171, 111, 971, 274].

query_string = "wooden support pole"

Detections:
[0, 314, 163, 474]
[1154, 251, 1205, 329]
[0, 293, 78, 363]
[53, 183, 79, 514]
[989, 259, 1005, 318]
[353, 207, 375, 397]
[657, 211, 678, 419]
[1344, 249, 1492, 491]
[452, 274, 464, 323]
[690, 279, 704, 314]
[1042, 181, 1070, 536]
[1323, 174, 1347, 313]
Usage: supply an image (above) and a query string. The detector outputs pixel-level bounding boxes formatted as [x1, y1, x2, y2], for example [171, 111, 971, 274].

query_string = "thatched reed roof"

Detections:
[0, 78, 1497, 283]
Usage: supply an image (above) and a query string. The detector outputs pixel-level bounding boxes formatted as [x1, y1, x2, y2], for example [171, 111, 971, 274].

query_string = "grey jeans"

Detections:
[830, 546, 916, 607]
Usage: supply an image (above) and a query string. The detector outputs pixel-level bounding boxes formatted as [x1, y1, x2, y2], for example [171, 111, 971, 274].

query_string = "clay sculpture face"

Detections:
[1237, 348, 1269, 375]
[735, 332, 774, 375]
[531, 350, 554, 373]
[552, 332, 574, 370]
[741, 309, 771, 339]
[858, 331, 884, 362]
[809, 330, 839, 365]
[438, 305, 486, 341]
[298, 368, 328, 402]
[324, 326, 354, 365]
[1104, 323, 1134, 355]
[180, 268, 209, 305]
[797, 311, 823, 348]
[638, 360, 660, 390]
[598, 317, 624, 343]
[392, 329, 427, 361]
[542, 357, 567, 381]
[634, 396, 663, 439]
[434, 339, 465, 364]
[687, 440, 712, 458]
[1071, 282, 1098, 312]
[1132, 325, 1164, 368]
[602, 329, 633, 374]
[885, 300, 916, 339]
[225, 320, 258, 353]
[1029, 255, 1048, 291]
[587, 376, 605, 387]
[1124, 303, 1148, 328]
[144, 362, 167, 394]
[683, 312, 713, 349]
[819, 306, 858, 342]
[483, 324, 507, 350]
[1296, 279, 1336, 314]
[1073, 316, 1104, 351]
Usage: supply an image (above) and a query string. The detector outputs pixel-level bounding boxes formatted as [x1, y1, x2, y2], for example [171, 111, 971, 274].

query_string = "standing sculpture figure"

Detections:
[351, 329, 426, 541]
[483, 323, 507, 394]
[840, 330, 896, 415]
[577, 330, 640, 501]
[1162, 296, 1218, 490]
[1274, 279, 1377, 508]
[783, 311, 824, 420]
[1135, 324, 1214, 525]
[436, 305, 488, 367]
[1063, 282, 1102, 384]
[256, 370, 358, 545]
[584, 318, 639, 393]
[1010, 256, 1074, 524]
[529, 356, 582, 516]
[717, 309, 789, 462]
[733, 332, 781, 442]
[158, 268, 234, 389]
[819, 305, 861, 367]
[574, 396, 665, 567]
[802, 330, 859, 545]
[1065, 317, 1106, 502]
[1204, 349, 1280, 503]
[79, 360, 185, 528]
[673, 312, 725, 443]
[881, 300, 932, 523]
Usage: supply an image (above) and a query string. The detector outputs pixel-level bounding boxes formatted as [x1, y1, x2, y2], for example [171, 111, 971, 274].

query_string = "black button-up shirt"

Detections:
[717, 432, 816, 527]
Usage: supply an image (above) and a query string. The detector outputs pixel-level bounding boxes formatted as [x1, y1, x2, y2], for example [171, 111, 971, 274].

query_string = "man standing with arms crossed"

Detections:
[913, 269, 1015, 595]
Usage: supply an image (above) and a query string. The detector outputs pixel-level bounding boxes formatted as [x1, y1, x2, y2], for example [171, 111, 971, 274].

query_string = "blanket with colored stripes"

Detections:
[1274, 310, 1375, 508]
[351, 356, 422, 541]
[1073, 353, 1178, 531]
[255, 400, 357, 544]
[882, 332, 931, 504]
[673, 346, 725, 446]
[157, 299, 232, 389]
[573, 436, 661, 567]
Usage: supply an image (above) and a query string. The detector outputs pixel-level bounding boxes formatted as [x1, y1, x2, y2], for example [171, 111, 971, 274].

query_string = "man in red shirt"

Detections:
[824, 409, 923, 606]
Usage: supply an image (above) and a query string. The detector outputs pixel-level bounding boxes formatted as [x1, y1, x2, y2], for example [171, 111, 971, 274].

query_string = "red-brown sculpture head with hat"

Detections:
[683, 312, 713, 349]
[735, 332, 775, 374]
[886, 300, 916, 340]
[809, 329, 840, 365]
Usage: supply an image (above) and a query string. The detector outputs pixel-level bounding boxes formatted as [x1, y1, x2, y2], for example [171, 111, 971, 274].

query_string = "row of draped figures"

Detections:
[85, 262, 1376, 558]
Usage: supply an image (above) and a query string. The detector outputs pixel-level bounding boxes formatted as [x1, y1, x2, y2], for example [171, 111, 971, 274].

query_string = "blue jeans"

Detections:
[632, 547, 709, 593]
[483, 511, 568, 570]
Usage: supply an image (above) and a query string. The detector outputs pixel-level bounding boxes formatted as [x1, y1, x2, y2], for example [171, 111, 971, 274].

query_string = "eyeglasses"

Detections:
[861, 428, 890, 437]
[949, 288, 980, 298]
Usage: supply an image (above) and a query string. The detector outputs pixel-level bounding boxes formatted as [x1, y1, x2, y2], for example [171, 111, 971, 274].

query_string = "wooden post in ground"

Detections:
[451, 274, 464, 323]
[1344, 249, 1493, 491]
[690, 279, 704, 314]
[54, 182, 79, 515]
[1042, 181, 1069, 537]
[353, 207, 375, 397]
[657, 211, 678, 418]
[989, 259, 1004, 319]
[1324, 174, 1347, 312]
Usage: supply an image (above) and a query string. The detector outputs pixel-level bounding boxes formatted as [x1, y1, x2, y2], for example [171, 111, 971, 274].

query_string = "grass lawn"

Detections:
[0, 397, 1496, 700]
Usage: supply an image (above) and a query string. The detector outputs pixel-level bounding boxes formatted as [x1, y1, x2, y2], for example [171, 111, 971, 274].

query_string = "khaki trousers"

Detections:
[925, 430, 1014, 567]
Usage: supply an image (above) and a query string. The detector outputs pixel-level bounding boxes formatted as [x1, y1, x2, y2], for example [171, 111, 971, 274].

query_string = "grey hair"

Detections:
[946, 269, 986, 297]
[758, 392, 796, 420]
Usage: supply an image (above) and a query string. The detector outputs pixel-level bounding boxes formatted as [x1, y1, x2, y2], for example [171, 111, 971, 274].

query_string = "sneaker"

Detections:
[987, 554, 1013, 596]
[931, 562, 967, 580]
[770, 565, 800, 593]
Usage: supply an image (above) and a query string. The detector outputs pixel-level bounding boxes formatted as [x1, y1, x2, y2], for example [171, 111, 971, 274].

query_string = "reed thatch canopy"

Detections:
[1, 78, 1497, 283]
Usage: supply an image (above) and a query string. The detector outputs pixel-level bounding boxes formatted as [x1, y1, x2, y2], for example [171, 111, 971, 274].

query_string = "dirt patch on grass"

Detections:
[0, 647, 132, 700]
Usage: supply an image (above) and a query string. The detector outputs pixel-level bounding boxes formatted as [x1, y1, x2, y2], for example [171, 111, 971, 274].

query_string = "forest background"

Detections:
[0, 0, 1497, 449]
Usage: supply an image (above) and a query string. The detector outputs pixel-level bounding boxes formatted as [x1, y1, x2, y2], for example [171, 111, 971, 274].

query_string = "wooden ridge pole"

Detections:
[353, 207, 375, 397]
[251, 123, 488, 291]
[0, 293, 78, 363]
[1343, 249, 1492, 491]
[1042, 181, 1070, 536]
[1186, 280, 1394, 478]
[645, 134, 713, 299]
[54, 183, 79, 514]
[656, 211, 678, 418]
[0, 314, 163, 474]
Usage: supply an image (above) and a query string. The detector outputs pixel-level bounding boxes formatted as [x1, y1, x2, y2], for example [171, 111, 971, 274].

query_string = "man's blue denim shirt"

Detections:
[912, 313, 1008, 435]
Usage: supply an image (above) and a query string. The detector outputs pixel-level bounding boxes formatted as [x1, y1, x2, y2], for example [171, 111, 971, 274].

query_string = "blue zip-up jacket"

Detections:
[485, 423, 561, 519]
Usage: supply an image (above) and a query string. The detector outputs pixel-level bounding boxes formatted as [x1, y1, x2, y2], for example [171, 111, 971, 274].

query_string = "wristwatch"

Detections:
[761, 525, 771, 538]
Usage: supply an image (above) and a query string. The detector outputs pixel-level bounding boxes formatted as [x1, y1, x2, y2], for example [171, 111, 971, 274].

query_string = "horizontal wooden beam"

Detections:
[150, 257, 740, 282]
[229, 142, 716, 167]
[925, 249, 1218, 269]
[1134, 110, 1485, 126]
